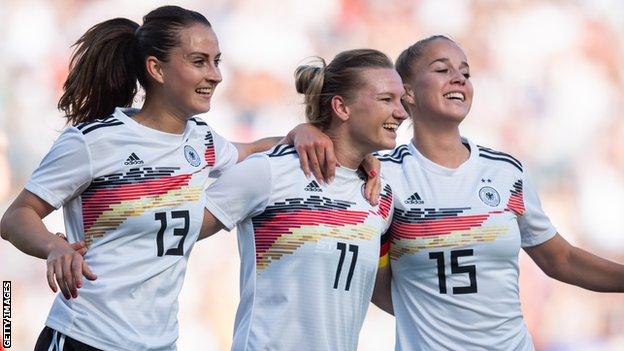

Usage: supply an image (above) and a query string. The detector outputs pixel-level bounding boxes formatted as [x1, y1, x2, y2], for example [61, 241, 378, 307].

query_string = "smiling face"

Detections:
[158, 23, 222, 117]
[344, 68, 408, 152]
[405, 38, 473, 124]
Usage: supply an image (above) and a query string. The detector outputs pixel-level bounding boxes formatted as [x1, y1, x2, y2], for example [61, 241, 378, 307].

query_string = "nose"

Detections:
[450, 71, 466, 85]
[206, 64, 222, 84]
[394, 101, 409, 121]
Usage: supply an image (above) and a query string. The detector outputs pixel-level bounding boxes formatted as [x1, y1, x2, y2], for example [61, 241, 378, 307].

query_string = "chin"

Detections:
[377, 140, 396, 151]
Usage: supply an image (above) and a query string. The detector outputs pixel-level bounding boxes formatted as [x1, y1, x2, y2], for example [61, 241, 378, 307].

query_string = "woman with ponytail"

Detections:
[197, 49, 407, 350]
[0, 5, 337, 350]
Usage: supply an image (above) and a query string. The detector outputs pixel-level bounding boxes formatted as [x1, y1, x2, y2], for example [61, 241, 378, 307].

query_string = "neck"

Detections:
[133, 94, 189, 134]
[411, 119, 470, 168]
[324, 129, 366, 171]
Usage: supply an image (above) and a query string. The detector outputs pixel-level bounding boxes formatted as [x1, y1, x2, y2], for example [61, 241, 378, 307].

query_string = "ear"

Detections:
[145, 56, 165, 84]
[330, 95, 350, 122]
[403, 84, 416, 105]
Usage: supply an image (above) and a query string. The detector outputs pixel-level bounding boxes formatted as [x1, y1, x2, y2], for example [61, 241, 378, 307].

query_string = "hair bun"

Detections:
[295, 64, 323, 95]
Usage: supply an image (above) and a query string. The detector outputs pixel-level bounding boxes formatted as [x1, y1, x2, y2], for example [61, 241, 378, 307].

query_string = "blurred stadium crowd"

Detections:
[1, 0, 623, 350]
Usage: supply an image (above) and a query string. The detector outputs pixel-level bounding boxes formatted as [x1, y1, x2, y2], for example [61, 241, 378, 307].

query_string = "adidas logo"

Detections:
[124, 152, 144, 166]
[304, 180, 322, 192]
[405, 192, 424, 204]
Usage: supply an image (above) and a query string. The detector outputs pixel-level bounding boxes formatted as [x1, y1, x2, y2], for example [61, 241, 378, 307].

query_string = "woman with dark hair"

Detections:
[372, 35, 624, 350]
[0, 5, 339, 350]
[198, 48, 407, 350]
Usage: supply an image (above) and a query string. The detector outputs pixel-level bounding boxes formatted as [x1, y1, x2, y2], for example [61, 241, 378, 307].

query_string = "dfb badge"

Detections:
[184, 145, 201, 167]
[479, 186, 500, 207]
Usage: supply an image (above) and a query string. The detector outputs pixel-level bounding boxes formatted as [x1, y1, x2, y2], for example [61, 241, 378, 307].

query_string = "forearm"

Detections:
[234, 136, 283, 162]
[556, 247, 624, 292]
[1, 206, 67, 259]
[372, 265, 394, 315]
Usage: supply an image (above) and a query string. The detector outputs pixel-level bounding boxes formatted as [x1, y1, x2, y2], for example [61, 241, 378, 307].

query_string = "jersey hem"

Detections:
[45, 319, 159, 351]
[205, 198, 236, 231]
[25, 182, 64, 209]
[521, 228, 557, 248]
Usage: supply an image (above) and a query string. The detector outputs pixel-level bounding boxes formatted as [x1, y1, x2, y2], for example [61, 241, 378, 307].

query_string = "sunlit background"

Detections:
[1, 0, 624, 350]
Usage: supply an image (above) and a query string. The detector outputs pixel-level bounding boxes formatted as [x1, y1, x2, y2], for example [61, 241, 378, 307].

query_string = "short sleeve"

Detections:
[208, 129, 239, 177]
[204, 153, 271, 231]
[25, 127, 92, 209]
[518, 171, 557, 247]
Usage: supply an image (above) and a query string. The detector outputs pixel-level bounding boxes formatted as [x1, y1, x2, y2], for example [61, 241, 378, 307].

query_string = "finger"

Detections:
[361, 155, 380, 179]
[71, 254, 83, 290]
[296, 145, 312, 178]
[54, 261, 70, 299]
[47, 262, 58, 293]
[55, 232, 67, 241]
[364, 174, 381, 206]
[323, 147, 337, 183]
[62, 256, 77, 299]
[307, 148, 323, 184]
[82, 261, 98, 281]
[314, 144, 327, 183]
[70, 241, 87, 256]
[371, 177, 381, 206]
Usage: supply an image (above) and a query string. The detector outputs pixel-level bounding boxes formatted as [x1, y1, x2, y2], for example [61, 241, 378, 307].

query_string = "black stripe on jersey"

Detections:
[478, 154, 522, 172]
[189, 117, 208, 126]
[77, 116, 124, 135]
[88, 167, 179, 187]
[478, 146, 522, 167]
[267, 144, 297, 158]
[81, 121, 125, 135]
[380, 230, 391, 245]
[478, 146, 523, 172]
[376, 144, 410, 164]
[75, 115, 116, 130]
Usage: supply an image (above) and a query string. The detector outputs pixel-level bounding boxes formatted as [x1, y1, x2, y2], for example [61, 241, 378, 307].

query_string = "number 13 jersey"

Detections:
[205, 145, 394, 351]
[26, 108, 238, 350]
[379, 139, 557, 351]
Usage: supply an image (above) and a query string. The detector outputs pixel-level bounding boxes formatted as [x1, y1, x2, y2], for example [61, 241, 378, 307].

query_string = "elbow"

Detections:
[0, 211, 11, 241]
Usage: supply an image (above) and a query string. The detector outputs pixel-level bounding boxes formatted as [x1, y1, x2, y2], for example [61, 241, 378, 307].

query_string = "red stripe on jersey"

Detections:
[205, 146, 215, 166]
[204, 131, 216, 166]
[374, 186, 393, 219]
[82, 173, 193, 232]
[390, 211, 504, 239]
[253, 209, 369, 258]
[507, 192, 525, 215]
[380, 241, 390, 256]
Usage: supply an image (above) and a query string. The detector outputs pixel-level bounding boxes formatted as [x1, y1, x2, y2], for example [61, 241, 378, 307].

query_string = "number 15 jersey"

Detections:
[379, 139, 557, 351]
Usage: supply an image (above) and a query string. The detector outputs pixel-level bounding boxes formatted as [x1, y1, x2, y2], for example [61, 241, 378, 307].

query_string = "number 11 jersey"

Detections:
[379, 139, 557, 351]
[205, 145, 394, 351]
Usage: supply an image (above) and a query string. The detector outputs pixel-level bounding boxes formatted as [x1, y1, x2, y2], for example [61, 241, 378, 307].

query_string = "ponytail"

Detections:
[59, 18, 139, 125]
[295, 59, 326, 127]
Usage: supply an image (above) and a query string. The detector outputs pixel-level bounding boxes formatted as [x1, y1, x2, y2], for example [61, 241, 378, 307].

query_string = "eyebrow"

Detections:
[186, 52, 221, 58]
[429, 58, 469, 69]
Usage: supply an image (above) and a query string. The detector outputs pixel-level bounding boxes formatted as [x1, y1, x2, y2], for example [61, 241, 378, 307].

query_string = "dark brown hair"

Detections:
[294, 49, 393, 129]
[58, 6, 211, 125]
[395, 35, 453, 82]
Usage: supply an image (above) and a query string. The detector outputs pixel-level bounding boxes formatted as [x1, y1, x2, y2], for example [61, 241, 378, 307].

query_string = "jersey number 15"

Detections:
[429, 249, 478, 294]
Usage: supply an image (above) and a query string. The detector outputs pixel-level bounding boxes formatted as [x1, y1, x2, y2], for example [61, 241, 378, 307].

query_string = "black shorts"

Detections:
[34, 326, 101, 351]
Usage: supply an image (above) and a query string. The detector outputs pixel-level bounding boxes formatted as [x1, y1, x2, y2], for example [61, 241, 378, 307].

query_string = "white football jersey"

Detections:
[379, 138, 556, 351]
[26, 108, 238, 350]
[205, 145, 394, 351]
